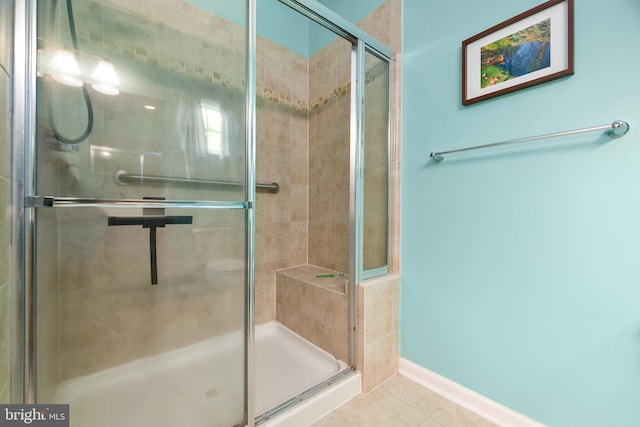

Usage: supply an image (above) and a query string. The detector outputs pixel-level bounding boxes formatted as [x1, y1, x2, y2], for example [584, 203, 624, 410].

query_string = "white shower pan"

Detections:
[55, 321, 350, 427]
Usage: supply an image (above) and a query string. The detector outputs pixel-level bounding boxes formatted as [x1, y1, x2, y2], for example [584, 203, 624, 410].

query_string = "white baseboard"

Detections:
[399, 358, 546, 427]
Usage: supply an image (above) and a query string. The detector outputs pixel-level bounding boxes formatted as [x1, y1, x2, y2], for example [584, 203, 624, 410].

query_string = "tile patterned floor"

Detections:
[311, 375, 499, 427]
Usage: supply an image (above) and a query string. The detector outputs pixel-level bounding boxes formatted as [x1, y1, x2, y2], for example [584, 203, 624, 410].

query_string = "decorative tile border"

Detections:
[119, 43, 247, 92]
[366, 61, 388, 84]
[82, 33, 386, 114]
[259, 80, 352, 113]
[73, 30, 246, 92]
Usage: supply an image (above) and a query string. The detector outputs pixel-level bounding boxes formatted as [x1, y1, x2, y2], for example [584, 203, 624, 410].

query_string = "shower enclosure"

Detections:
[12, 0, 392, 425]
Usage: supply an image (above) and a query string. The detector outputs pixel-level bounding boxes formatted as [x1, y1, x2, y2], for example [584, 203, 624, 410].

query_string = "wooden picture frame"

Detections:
[462, 0, 574, 105]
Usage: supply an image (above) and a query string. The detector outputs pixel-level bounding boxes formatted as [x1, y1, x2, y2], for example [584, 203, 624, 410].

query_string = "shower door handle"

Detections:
[24, 196, 55, 207]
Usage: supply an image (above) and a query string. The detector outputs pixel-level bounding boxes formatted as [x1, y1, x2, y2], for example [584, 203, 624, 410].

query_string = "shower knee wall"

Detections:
[274, 269, 401, 393]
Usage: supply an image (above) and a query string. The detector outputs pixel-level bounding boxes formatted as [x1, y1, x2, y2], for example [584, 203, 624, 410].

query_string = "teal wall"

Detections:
[309, 0, 387, 55]
[401, 0, 640, 426]
[187, 0, 386, 57]
[315, 0, 386, 23]
[187, 0, 311, 56]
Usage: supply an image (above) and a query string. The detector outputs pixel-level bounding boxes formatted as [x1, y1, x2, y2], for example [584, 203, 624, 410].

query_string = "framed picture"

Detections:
[462, 0, 573, 105]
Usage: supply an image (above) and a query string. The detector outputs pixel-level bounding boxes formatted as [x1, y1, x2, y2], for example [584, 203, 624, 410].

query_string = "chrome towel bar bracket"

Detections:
[430, 120, 630, 163]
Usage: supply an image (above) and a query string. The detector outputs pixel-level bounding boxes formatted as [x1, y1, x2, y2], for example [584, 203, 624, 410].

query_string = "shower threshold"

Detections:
[54, 321, 349, 427]
[255, 321, 350, 422]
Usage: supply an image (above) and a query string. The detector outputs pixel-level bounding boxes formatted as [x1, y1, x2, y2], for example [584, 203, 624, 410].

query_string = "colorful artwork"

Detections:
[462, 0, 573, 105]
[481, 19, 551, 88]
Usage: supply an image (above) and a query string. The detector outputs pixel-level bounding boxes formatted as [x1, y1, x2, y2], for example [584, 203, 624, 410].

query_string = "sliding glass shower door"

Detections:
[28, 1, 251, 426]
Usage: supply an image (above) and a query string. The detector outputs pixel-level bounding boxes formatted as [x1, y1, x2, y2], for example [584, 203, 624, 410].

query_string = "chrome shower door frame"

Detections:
[12, 0, 36, 404]
[16, 3, 258, 427]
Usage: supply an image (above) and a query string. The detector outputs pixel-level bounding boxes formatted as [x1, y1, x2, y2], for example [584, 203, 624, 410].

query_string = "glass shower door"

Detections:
[29, 1, 250, 426]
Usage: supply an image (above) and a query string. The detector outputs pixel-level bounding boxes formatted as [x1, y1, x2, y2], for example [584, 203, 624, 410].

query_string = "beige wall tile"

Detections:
[358, 275, 400, 392]
[363, 332, 399, 392]
[363, 276, 400, 341]
[255, 35, 312, 320]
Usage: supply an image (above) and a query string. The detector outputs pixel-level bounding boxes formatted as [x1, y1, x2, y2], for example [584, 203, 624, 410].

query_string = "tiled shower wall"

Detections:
[307, 37, 352, 274]
[0, 0, 13, 404]
[254, 36, 309, 323]
[255, 29, 356, 323]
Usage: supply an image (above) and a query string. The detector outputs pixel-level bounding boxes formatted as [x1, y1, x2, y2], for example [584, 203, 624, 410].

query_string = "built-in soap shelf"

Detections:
[276, 265, 348, 295]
